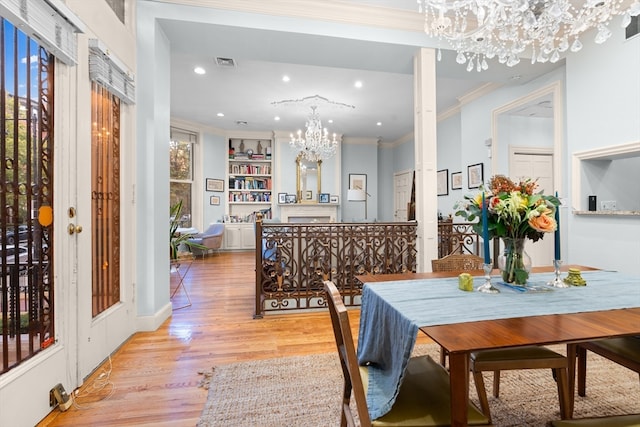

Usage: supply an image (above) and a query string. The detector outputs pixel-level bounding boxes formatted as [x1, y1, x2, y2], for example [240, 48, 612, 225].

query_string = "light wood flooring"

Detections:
[39, 251, 431, 426]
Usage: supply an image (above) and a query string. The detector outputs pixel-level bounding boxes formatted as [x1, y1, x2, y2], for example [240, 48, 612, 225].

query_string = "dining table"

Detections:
[355, 267, 640, 427]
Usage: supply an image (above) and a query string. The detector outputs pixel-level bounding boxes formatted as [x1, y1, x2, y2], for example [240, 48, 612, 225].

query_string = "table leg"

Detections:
[448, 351, 470, 427]
[566, 343, 577, 416]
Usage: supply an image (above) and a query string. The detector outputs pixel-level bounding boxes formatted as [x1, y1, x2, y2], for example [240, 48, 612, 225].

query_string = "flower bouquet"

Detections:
[455, 175, 560, 284]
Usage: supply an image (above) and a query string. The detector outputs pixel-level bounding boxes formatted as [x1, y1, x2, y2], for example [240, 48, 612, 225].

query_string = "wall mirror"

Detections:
[296, 155, 322, 203]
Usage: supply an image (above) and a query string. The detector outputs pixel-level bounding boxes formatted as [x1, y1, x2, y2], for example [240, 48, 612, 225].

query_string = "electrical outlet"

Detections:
[50, 383, 72, 411]
[601, 200, 616, 210]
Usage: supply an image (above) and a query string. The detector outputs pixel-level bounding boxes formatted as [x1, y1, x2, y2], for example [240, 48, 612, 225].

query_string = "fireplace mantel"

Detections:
[278, 203, 339, 223]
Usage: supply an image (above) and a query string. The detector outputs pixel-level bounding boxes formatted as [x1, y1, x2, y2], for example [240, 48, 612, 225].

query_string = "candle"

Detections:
[482, 192, 490, 264]
[554, 191, 561, 261]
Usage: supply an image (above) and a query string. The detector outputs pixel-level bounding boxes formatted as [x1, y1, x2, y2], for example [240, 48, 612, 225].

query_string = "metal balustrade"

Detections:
[254, 216, 417, 318]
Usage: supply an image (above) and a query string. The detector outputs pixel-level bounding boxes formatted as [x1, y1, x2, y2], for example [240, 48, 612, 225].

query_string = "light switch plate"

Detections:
[601, 200, 616, 210]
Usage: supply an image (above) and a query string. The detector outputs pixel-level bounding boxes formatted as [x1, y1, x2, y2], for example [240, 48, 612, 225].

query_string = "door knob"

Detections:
[68, 224, 83, 235]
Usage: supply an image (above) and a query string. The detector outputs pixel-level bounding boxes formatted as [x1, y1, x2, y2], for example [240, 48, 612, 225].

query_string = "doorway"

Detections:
[393, 170, 413, 221]
[509, 150, 555, 266]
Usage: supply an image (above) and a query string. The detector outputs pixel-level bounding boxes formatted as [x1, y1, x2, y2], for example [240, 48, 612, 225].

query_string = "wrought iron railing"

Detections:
[437, 220, 480, 258]
[254, 217, 417, 317]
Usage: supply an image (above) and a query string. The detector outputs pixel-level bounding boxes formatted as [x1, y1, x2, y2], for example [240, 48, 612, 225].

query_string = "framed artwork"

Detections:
[349, 173, 367, 192]
[304, 190, 313, 201]
[451, 171, 463, 190]
[318, 193, 330, 203]
[278, 192, 287, 204]
[210, 195, 220, 205]
[467, 163, 484, 189]
[206, 178, 224, 192]
[285, 194, 297, 204]
[330, 195, 339, 204]
[437, 169, 449, 196]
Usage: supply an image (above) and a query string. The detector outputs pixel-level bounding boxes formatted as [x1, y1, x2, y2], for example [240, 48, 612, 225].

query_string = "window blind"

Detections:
[0, 0, 85, 65]
[88, 38, 135, 105]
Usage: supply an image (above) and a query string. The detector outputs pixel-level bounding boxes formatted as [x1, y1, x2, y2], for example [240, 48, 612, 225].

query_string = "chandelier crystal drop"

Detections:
[289, 106, 338, 162]
[418, 0, 640, 72]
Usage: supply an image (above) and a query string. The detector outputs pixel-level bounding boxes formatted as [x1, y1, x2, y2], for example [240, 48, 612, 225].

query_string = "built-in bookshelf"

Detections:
[226, 138, 273, 223]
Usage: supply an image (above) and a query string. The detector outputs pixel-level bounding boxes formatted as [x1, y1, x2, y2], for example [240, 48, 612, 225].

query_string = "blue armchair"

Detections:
[188, 223, 224, 258]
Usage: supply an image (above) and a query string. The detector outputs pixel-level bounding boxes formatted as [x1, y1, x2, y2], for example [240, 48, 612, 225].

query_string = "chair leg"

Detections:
[492, 370, 501, 397]
[577, 346, 587, 397]
[473, 370, 492, 423]
[440, 347, 447, 367]
[554, 367, 571, 419]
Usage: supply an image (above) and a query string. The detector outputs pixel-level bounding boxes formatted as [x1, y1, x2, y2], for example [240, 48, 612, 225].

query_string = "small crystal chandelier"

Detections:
[290, 105, 338, 162]
[418, 0, 640, 72]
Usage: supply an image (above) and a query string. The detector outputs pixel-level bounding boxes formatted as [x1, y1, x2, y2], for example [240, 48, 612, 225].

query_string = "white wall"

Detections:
[566, 17, 640, 273]
[136, 3, 173, 323]
[342, 139, 379, 221]
[436, 113, 462, 217]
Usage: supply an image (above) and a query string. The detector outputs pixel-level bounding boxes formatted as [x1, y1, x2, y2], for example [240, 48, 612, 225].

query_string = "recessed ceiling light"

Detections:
[274, 116, 280, 121]
[354, 81, 363, 88]
[328, 119, 334, 124]
[194, 66, 206, 75]
[217, 112, 224, 117]
[282, 75, 290, 82]
[376, 122, 382, 126]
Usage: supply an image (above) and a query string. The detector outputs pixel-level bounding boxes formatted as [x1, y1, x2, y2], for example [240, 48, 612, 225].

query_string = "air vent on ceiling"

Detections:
[216, 57, 236, 67]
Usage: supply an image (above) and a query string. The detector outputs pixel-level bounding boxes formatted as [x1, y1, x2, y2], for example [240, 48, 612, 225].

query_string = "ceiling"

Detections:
[159, 0, 562, 143]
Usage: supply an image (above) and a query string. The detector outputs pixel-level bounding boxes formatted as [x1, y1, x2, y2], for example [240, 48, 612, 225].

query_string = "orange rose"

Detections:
[528, 212, 556, 233]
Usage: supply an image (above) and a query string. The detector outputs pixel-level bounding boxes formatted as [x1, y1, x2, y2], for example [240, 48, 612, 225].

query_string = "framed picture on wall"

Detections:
[330, 195, 339, 204]
[451, 171, 462, 190]
[318, 193, 330, 203]
[278, 192, 287, 204]
[467, 163, 484, 189]
[210, 195, 220, 205]
[349, 173, 367, 192]
[437, 169, 449, 196]
[206, 178, 224, 192]
[285, 194, 297, 204]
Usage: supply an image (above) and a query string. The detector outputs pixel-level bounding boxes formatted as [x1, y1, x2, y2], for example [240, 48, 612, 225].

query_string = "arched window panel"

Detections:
[0, 0, 85, 65]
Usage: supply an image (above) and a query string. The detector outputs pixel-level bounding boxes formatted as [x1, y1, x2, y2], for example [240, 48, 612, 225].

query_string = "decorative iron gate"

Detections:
[1, 19, 54, 374]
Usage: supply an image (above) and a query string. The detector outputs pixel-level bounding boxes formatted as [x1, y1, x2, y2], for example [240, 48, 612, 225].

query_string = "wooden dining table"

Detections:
[355, 267, 640, 427]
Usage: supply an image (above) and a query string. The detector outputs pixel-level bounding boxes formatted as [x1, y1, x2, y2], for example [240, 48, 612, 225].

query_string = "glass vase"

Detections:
[498, 237, 532, 285]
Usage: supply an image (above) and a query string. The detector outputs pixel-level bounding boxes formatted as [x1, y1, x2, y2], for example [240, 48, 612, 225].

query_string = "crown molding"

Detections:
[144, 0, 424, 32]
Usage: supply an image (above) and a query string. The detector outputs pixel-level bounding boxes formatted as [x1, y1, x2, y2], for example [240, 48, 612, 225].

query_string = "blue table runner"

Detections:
[356, 270, 640, 420]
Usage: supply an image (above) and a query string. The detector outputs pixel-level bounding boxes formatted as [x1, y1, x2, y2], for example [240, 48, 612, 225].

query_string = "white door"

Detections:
[73, 43, 136, 383]
[510, 151, 555, 267]
[394, 170, 413, 221]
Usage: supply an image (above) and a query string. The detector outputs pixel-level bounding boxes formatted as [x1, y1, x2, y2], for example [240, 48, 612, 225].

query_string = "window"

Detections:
[626, 15, 640, 39]
[91, 82, 121, 316]
[170, 129, 196, 228]
[1, 18, 55, 374]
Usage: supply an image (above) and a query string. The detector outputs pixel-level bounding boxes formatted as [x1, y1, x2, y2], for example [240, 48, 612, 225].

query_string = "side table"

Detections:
[170, 258, 193, 310]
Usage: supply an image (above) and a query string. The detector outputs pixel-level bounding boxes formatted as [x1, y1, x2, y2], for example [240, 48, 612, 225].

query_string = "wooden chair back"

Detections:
[324, 280, 372, 426]
[431, 253, 484, 272]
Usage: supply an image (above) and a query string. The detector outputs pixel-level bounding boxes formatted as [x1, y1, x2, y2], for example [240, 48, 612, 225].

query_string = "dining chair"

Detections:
[575, 336, 640, 398]
[323, 280, 490, 427]
[431, 253, 484, 272]
[430, 254, 571, 423]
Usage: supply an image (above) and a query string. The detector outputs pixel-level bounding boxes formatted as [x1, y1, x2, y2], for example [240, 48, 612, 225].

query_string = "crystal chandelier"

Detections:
[418, 0, 640, 72]
[290, 105, 338, 162]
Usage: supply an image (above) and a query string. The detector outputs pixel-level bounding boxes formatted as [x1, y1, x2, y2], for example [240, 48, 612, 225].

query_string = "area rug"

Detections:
[197, 344, 640, 427]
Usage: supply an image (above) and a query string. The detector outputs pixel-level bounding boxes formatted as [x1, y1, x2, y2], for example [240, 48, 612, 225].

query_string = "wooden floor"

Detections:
[39, 251, 432, 426]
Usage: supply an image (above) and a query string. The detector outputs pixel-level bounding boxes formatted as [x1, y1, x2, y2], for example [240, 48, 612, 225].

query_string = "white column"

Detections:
[413, 48, 439, 272]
